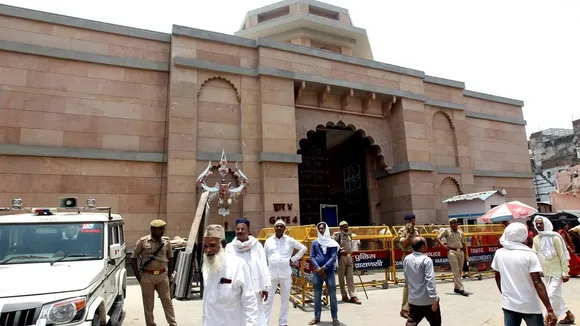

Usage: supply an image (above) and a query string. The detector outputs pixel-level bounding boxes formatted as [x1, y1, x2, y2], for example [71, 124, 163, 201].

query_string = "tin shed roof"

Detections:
[442, 190, 503, 203]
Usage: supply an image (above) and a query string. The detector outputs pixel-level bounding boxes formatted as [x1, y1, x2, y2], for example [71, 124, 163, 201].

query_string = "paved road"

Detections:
[122, 275, 580, 326]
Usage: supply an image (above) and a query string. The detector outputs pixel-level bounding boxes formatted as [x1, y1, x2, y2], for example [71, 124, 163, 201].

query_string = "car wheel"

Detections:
[92, 311, 101, 326]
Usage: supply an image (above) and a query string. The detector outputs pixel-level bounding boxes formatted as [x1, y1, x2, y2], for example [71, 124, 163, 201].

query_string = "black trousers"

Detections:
[405, 303, 442, 326]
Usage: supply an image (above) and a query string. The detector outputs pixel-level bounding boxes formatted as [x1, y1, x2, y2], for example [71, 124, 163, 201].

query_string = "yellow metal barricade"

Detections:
[305, 225, 396, 289]
[257, 225, 316, 309]
[258, 224, 396, 308]
[462, 224, 505, 280]
[390, 223, 506, 283]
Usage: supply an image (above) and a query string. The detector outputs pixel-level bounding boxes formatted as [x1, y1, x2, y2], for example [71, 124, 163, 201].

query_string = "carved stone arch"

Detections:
[431, 110, 459, 167]
[441, 176, 463, 196]
[197, 76, 241, 102]
[433, 110, 455, 129]
[298, 119, 390, 172]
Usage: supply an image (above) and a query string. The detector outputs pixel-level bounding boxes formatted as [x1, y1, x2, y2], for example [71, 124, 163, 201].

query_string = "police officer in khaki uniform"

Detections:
[131, 219, 177, 326]
[398, 213, 420, 319]
[437, 218, 469, 297]
[333, 221, 361, 305]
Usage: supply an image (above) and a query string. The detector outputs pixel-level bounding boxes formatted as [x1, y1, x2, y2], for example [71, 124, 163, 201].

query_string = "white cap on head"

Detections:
[274, 219, 285, 227]
[204, 224, 225, 240]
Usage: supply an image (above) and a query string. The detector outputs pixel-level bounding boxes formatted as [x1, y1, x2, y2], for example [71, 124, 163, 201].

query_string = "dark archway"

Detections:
[297, 122, 381, 227]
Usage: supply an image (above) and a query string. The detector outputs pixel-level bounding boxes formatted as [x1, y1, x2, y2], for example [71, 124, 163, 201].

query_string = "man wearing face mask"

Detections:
[263, 219, 307, 326]
[398, 213, 421, 319]
[533, 216, 575, 325]
[226, 218, 271, 326]
[201, 224, 258, 326]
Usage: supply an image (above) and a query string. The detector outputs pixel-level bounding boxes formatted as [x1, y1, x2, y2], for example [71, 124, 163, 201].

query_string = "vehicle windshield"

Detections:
[0, 223, 104, 264]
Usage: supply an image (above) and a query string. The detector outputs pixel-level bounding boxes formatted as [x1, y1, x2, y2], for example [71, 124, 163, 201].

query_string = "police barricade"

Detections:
[462, 224, 505, 280]
[391, 224, 468, 283]
[257, 225, 316, 309]
[390, 224, 505, 284]
[318, 225, 396, 289]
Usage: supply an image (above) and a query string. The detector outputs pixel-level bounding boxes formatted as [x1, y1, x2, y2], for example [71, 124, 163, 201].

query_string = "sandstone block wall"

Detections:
[0, 6, 536, 242]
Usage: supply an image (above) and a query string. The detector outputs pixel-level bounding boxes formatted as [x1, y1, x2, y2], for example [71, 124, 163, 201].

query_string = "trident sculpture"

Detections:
[196, 150, 249, 216]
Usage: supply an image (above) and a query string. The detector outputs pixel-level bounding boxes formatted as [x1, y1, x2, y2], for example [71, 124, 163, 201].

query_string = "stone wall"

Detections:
[0, 4, 537, 241]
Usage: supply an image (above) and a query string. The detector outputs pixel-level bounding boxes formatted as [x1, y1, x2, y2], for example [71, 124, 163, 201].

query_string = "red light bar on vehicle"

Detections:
[31, 208, 57, 215]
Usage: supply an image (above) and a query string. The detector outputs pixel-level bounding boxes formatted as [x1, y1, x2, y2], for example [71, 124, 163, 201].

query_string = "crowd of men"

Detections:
[129, 213, 580, 326]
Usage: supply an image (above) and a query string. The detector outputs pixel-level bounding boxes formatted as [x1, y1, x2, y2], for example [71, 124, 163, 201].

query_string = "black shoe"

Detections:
[454, 289, 469, 296]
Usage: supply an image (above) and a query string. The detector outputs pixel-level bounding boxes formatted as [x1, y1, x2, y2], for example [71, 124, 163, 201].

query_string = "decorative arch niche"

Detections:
[197, 76, 241, 102]
[440, 176, 463, 199]
[431, 110, 459, 167]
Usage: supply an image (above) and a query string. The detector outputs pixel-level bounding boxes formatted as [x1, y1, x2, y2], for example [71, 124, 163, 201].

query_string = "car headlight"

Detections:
[39, 297, 86, 325]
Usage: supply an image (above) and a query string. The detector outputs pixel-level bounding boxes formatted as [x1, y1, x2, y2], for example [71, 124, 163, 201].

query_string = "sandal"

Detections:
[308, 319, 320, 325]
[558, 317, 575, 324]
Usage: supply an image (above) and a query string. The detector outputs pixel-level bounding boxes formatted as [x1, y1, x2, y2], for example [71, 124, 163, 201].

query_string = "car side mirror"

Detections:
[109, 244, 122, 260]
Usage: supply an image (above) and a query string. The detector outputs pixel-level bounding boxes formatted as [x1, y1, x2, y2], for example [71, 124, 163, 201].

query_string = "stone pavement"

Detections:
[122, 276, 580, 326]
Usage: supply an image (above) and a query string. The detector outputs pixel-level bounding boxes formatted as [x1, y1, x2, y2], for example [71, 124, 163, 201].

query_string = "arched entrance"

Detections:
[297, 121, 387, 227]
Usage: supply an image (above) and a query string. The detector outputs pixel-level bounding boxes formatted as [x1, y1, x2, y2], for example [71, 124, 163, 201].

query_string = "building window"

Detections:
[257, 6, 289, 23]
[308, 5, 339, 21]
[546, 171, 551, 178]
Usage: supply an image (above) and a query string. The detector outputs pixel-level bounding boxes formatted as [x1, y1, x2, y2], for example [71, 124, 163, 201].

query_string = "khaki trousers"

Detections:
[401, 252, 410, 312]
[140, 273, 177, 326]
[448, 249, 464, 291]
[338, 255, 357, 298]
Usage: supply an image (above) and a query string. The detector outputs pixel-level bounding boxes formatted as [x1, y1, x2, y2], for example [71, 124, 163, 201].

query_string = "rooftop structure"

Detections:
[236, 0, 373, 59]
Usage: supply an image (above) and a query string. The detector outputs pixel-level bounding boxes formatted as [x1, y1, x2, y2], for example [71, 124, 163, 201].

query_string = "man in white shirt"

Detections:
[201, 224, 258, 326]
[263, 220, 307, 326]
[491, 222, 557, 326]
[226, 218, 271, 326]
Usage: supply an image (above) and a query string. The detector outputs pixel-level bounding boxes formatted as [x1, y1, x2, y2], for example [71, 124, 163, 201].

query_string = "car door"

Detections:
[104, 223, 118, 308]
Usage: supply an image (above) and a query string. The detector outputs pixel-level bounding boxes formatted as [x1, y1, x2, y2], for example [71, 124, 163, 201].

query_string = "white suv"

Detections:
[0, 197, 126, 326]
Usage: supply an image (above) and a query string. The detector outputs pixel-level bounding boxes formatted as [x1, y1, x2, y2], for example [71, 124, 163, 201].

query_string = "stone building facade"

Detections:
[0, 1, 534, 243]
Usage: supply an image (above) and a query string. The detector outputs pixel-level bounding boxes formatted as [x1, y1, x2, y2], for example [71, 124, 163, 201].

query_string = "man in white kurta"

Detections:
[202, 224, 258, 326]
[263, 220, 307, 326]
[226, 218, 271, 326]
[533, 216, 575, 324]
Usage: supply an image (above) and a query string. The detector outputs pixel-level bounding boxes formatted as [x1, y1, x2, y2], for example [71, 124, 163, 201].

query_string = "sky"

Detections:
[3, 0, 579, 138]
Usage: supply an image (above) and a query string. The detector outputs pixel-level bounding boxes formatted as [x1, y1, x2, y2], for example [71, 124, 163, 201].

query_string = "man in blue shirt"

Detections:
[309, 222, 340, 326]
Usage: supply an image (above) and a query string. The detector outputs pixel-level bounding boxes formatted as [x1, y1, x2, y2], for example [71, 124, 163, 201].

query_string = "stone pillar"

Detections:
[384, 98, 437, 223]
[453, 111, 474, 194]
[165, 37, 198, 237]
[240, 76, 263, 235]
[258, 76, 301, 229]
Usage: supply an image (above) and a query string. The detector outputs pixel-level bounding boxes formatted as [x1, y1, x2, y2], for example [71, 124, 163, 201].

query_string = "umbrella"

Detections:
[480, 201, 538, 224]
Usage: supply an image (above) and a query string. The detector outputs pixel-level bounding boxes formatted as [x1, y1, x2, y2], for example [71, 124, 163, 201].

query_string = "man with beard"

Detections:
[263, 219, 307, 326]
[202, 224, 258, 326]
[533, 216, 575, 324]
[309, 222, 340, 326]
[332, 221, 361, 304]
[226, 218, 271, 326]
